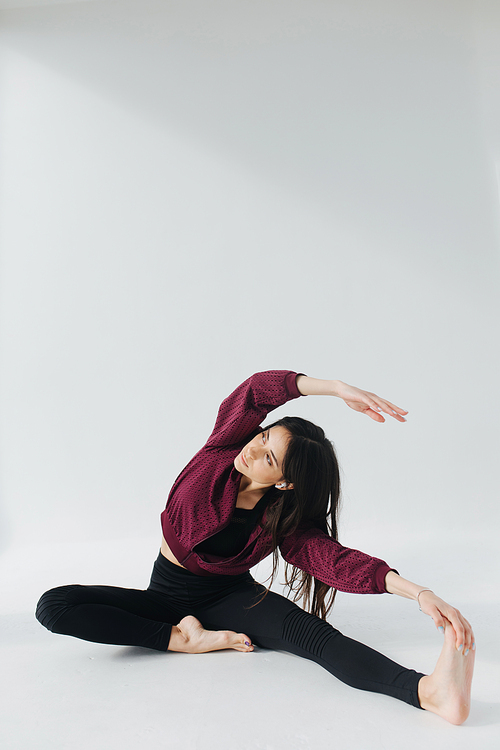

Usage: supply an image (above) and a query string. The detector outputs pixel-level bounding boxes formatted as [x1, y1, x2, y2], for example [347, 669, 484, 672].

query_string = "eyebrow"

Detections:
[267, 429, 278, 467]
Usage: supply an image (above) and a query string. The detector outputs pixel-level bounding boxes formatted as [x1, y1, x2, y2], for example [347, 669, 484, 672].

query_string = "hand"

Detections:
[333, 381, 408, 423]
[418, 591, 475, 654]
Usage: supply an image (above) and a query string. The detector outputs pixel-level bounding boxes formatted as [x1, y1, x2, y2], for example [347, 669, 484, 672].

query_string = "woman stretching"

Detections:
[36, 371, 475, 724]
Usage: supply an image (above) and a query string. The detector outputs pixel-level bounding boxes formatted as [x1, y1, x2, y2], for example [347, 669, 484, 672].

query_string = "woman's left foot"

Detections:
[418, 621, 475, 724]
[167, 615, 254, 654]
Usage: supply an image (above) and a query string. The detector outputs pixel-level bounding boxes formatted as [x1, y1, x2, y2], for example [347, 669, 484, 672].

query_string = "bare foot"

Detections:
[418, 621, 475, 724]
[167, 615, 254, 654]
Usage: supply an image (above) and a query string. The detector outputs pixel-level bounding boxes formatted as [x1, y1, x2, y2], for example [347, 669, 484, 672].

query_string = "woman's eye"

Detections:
[266, 454, 271, 466]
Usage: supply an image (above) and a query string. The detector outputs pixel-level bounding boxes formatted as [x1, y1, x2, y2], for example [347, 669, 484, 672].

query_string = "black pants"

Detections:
[36, 552, 424, 709]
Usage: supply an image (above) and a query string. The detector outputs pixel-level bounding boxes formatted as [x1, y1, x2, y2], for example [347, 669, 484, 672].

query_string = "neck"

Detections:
[238, 475, 272, 495]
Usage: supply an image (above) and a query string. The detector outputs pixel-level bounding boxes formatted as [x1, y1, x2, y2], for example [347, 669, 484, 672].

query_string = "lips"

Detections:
[240, 453, 249, 467]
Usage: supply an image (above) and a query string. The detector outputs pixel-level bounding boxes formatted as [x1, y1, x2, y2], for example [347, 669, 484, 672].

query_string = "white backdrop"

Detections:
[1, 0, 498, 554]
[0, 2, 499, 747]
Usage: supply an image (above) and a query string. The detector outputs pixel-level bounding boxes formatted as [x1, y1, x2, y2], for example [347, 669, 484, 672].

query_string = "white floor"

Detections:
[1, 537, 499, 750]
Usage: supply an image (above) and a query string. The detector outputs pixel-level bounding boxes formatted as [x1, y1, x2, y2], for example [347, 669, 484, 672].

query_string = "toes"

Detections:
[230, 636, 249, 650]
[237, 633, 253, 651]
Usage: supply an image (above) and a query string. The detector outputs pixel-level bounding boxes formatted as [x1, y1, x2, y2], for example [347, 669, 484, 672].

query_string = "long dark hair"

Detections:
[258, 416, 341, 620]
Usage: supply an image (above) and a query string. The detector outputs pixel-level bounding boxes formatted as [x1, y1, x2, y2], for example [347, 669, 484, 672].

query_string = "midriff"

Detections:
[160, 535, 187, 569]
[160, 488, 265, 570]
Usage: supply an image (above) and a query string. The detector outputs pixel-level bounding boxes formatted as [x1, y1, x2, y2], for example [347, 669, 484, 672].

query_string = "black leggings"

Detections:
[36, 552, 424, 709]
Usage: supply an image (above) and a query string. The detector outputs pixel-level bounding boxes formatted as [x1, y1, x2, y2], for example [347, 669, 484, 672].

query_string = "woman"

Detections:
[36, 371, 475, 724]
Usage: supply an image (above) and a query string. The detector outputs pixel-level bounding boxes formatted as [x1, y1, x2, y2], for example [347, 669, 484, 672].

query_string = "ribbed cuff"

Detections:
[375, 564, 399, 593]
[286, 372, 306, 399]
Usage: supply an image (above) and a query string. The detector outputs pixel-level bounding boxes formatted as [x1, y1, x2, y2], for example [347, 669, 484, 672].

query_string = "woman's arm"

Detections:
[297, 376, 474, 649]
[206, 371, 301, 448]
[295, 375, 408, 423]
[385, 570, 475, 654]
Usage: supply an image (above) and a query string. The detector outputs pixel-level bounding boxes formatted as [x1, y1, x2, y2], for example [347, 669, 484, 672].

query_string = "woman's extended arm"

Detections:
[385, 571, 475, 654]
[295, 375, 408, 423]
[297, 376, 474, 650]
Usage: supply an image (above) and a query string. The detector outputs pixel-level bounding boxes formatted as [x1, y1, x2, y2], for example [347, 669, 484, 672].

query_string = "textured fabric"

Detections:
[161, 370, 394, 594]
[35, 553, 424, 709]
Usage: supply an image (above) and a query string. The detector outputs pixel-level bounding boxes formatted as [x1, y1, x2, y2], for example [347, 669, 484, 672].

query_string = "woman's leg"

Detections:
[35, 554, 254, 653]
[194, 578, 424, 709]
[35, 583, 179, 651]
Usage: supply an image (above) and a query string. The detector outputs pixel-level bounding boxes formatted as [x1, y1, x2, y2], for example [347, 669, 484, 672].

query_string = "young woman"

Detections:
[36, 371, 475, 724]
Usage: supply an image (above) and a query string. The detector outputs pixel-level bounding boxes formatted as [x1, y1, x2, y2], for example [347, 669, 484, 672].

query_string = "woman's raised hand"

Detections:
[417, 591, 475, 655]
[333, 381, 408, 423]
[295, 376, 408, 422]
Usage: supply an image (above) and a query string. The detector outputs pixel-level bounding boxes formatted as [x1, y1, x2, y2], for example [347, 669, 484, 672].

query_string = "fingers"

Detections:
[460, 614, 475, 655]
[440, 611, 475, 655]
[426, 597, 476, 656]
[366, 408, 386, 423]
[429, 606, 446, 632]
[341, 384, 408, 423]
[382, 398, 408, 415]
[344, 399, 385, 421]
[370, 398, 408, 422]
[367, 403, 407, 423]
[353, 388, 407, 422]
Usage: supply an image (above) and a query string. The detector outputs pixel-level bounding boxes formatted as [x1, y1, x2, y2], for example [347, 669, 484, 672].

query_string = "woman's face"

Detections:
[234, 426, 291, 489]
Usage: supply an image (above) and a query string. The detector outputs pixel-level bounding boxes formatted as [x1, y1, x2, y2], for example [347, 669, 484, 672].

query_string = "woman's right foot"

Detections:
[418, 621, 475, 724]
[167, 615, 254, 654]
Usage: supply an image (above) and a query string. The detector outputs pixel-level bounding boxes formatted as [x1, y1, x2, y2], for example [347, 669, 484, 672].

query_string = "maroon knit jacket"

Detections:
[161, 370, 393, 594]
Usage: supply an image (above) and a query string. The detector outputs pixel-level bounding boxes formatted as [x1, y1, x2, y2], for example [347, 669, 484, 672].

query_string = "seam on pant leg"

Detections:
[281, 608, 339, 660]
[35, 586, 82, 632]
[280, 609, 424, 709]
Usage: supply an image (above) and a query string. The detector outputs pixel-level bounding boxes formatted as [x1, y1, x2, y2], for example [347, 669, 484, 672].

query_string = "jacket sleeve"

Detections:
[205, 371, 303, 448]
[279, 523, 395, 594]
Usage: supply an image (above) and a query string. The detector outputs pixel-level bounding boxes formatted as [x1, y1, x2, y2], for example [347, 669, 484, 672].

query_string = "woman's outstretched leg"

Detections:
[195, 578, 475, 722]
[194, 580, 424, 708]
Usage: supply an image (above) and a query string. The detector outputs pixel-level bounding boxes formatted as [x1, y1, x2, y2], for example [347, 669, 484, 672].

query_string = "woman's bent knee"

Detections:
[35, 585, 82, 632]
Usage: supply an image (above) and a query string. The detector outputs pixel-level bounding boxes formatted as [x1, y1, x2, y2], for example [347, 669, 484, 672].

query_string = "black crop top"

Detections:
[195, 494, 271, 558]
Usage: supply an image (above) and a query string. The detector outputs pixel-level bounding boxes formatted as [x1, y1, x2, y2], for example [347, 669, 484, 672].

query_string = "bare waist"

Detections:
[160, 536, 187, 569]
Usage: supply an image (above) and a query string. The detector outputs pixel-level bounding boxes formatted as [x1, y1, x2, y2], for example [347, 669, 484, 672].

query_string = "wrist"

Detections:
[416, 588, 434, 609]
[329, 379, 342, 397]
[384, 571, 433, 601]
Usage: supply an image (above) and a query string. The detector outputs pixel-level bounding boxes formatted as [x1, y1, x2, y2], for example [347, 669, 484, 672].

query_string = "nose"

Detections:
[247, 444, 260, 460]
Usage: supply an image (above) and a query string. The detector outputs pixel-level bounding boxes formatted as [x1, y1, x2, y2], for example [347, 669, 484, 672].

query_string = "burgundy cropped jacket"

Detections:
[161, 370, 394, 595]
